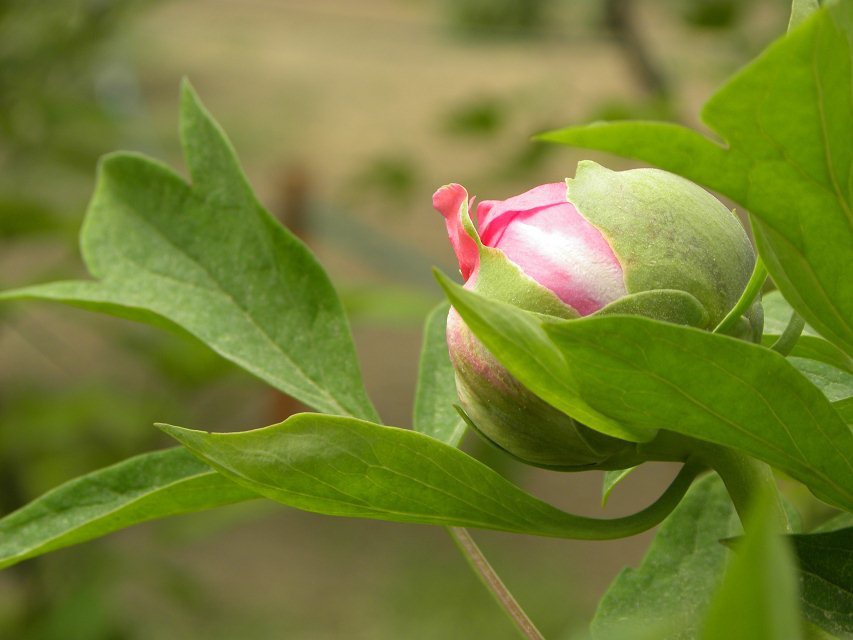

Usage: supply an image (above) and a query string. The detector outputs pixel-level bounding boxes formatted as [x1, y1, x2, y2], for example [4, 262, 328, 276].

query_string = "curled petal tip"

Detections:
[432, 183, 468, 218]
[432, 182, 479, 281]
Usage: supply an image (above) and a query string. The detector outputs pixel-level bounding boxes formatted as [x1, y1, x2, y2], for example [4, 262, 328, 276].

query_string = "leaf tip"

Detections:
[155, 422, 200, 445]
[432, 267, 455, 292]
[179, 77, 199, 108]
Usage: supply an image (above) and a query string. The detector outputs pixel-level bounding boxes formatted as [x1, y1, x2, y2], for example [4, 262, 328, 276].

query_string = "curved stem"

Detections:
[448, 527, 545, 640]
[695, 444, 789, 533]
[714, 257, 767, 335]
[544, 460, 706, 539]
[770, 312, 805, 356]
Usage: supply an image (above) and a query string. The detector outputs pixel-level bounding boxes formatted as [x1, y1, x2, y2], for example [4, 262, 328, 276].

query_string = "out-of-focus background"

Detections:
[0, 1, 797, 638]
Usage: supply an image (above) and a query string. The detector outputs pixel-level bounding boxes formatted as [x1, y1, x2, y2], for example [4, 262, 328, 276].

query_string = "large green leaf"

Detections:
[0, 448, 257, 570]
[701, 496, 802, 639]
[0, 81, 378, 422]
[539, 2, 853, 356]
[159, 413, 702, 540]
[591, 475, 741, 640]
[438, 276, 853, 510]
[413, 302, 466, 446]
[762, 291, 852, 374]
[789, 527, 853, 637]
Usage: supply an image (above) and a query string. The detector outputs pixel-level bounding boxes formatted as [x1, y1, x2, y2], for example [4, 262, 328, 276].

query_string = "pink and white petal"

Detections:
[494, 202, 626, 315]
[477, 182, 568, 247]
[433, 183, 479, 281]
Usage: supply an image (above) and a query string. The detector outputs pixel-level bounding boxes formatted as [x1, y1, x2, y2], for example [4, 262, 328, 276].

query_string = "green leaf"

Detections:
[0, 81, 378, 422]
[814, 512, 853, 533]
[439, 277, 853, 510]
[701, 496, 802, 640]
[0, 448, 257, 570]
[789, 0, 820, 31]
[834, 398, 853, 426]
[762, 291, 852, 374]
[413, 302, 466, 446]
[601, 467, 638, 507]
[788, 357, 853, 405]
[159, 413, 702, 540]
[592, 475, 741, 640]
[789, 527, 853, 637]
[538, 3, 853, 356]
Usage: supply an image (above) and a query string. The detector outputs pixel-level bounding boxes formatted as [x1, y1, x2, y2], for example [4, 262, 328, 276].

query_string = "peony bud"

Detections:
[433, 161, 761, 469]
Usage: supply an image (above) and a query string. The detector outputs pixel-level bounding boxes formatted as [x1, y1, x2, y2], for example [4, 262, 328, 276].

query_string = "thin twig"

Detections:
[603, 0, 669, 99]
[447, 527, 545, 640]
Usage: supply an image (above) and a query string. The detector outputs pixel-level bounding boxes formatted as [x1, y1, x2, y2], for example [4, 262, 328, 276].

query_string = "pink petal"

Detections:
[493, 201, 626, 316]
[433, 184, 479, 281]
[477, 182, 567, 247]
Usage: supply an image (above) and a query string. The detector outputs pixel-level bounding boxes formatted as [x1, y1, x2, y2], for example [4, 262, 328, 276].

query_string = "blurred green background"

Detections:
[0, 1, 796, 638]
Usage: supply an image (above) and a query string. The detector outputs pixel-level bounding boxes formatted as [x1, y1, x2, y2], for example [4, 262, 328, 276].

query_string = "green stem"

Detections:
[448, 527, 545, 640]
[445, 461, 706, 638]
[696, 444, 789, 533]
[714, 257, 767, 335]
[770, 312, 805, 356]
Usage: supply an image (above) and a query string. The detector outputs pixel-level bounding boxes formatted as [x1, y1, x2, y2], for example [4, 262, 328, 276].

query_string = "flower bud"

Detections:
[433, 161, 761, 469]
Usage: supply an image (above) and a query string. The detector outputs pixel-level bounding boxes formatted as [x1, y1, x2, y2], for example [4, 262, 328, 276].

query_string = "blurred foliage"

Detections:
[680, 0, 748, 29]
[586, 96, 676, 123]
[340, 285, 439, 327]
[0, 0, 149, 241]
[499, 140, 558, 178]
[350, 153, 421, 205]
[0, 197, 69, 240]
[443, 97, 507, 137]
[444, 0, 551, 38]
[0, 0, 141, 159]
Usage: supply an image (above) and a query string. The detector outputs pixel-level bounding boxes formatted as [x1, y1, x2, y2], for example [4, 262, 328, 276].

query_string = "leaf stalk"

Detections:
[770, 312, 806, 356]
[695, 445, 790, 533]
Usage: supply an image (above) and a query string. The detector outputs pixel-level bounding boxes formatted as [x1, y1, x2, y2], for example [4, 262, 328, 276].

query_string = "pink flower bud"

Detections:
[436, 181, 627, 316]
[433, 161, 760, 468]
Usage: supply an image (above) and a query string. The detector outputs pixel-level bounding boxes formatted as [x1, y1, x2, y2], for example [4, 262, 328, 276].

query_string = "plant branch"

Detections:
[603, 0, 669, 99]
[448, 527, 545, 640]
[770, 312, 805, 356]
[714, 257, 767, 335]
[695, 444, 790, 533]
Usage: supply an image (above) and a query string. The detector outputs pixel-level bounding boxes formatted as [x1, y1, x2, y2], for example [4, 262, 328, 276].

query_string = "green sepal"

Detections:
[592, 289, 710, 328]
[567, 161, 758, 330]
